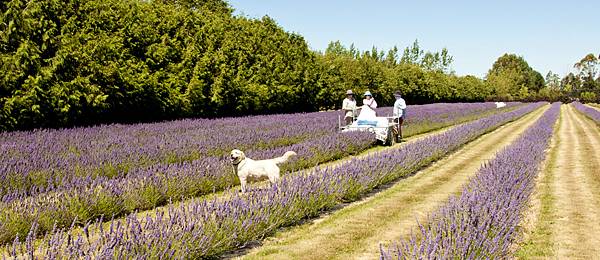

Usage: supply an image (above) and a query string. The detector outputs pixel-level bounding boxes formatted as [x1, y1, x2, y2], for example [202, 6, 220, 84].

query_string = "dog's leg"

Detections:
[268, 169, 280, 188]
[240, 177, 247, 193]
[269, 175, 279, 184]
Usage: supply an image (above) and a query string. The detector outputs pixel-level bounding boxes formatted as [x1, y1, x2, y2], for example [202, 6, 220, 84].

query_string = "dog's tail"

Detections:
[273, 151, 297, 164]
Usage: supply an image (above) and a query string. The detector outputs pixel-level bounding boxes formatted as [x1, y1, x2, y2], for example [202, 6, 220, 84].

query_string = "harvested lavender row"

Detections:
[0, 102, 512, 200]
[572, 101, 600, 123]
[380, 102, 560, 259]
[4, 103, 544, 258]
[0, 104, 521, 244]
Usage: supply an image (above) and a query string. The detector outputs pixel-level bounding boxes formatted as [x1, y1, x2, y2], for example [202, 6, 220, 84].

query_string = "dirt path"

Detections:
[239, 105, 549, 260]
[520, 105, 600, 259]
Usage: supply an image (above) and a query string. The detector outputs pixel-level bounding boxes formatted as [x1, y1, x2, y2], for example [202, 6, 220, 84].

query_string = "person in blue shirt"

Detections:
[393, 90, 407, 142]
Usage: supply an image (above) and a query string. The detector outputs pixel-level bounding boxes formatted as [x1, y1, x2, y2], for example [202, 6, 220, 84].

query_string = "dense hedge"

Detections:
[1, 0, 325, 130]
[1, 0, 496, 131]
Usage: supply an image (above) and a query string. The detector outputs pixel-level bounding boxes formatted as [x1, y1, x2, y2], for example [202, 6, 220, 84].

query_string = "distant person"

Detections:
[363, 91, 378, 110]
[342, 90, 358, 126]
[393, 90, 407, 142]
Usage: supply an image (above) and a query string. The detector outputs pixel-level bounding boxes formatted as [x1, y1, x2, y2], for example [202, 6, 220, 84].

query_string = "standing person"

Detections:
[362, 91, 378, 109]
[342, 90, 358, 126]
[393, 90, 407, 142]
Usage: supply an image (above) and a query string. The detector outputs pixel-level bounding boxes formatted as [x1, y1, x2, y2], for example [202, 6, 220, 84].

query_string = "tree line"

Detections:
[0, 0, 597, 131]
[487, 53, 600, 103]
[544, 53, 600, 103]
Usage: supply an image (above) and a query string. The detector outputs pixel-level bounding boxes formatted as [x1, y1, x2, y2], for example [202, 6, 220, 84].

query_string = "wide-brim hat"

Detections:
[364, 91, 372, 96]
[393, 90, 402, 97]
[346, 90, 354, 95]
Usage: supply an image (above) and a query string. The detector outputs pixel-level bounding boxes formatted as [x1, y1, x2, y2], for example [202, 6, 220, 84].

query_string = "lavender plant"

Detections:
[380, 102, 560, 259]
[3, 103, 543, 258]
[572, 101, 600, 123]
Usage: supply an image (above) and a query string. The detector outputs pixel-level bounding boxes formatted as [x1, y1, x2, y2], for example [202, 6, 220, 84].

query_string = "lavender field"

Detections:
[3, 102, 599, 259]
[0, 102, 519, 245]
[3, 102, 539, 258]
[2, 0, 598, 258]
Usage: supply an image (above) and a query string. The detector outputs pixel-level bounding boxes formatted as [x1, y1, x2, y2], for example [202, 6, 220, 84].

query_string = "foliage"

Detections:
[400, 40, 454, 73]
[0, 0, 503, 131]
[549, 53, 600, 103]
[1, 0, 586, 130]
[0, 0, 320, 130]
[316, 41, 490, 109]
[580, 91, 597, 103]
[570, 53, 600, 102]
[545, 71, 561, 90]
[485, 54, 545, 100]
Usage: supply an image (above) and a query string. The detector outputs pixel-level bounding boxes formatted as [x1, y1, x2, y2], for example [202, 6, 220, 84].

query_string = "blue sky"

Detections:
[227, 0, 599, 78]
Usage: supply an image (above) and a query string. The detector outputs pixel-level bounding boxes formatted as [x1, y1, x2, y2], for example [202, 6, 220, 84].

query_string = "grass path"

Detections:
[237, 105, 549, 260]
[518, 104, 600, 259]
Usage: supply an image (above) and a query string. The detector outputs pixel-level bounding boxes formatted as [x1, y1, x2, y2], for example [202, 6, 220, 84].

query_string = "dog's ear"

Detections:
[240, 151, 245, 159]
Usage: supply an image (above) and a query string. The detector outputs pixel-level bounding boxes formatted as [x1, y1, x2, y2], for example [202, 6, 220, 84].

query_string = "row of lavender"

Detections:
[3, 103, 544, 258]
[380, 102, 560, 259]
[0, 102, 512, 200]
[0, 131, 374, 245]
[0, 112, 342, 196]
[572, 101, 600, 123]
[0, 104, 520, 244]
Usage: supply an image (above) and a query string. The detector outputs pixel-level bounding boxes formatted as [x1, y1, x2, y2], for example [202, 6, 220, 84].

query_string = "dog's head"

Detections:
[230, 149, 246, 165]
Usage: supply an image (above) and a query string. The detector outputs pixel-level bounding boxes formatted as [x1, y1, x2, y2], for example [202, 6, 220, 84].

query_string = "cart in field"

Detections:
[339, 105, 401, 146]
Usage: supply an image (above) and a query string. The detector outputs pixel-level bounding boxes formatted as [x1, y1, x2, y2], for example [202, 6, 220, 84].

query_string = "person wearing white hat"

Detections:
[362, 91, 378, 110]
[342, 90, 358, 126]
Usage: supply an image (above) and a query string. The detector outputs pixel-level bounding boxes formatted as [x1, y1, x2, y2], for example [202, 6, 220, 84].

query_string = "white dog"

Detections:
[230, 149, 297, 193]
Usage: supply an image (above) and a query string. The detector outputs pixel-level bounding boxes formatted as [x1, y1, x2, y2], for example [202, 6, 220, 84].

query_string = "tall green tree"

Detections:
[573, 53, 599, 98]
[400, 40, 453, 73]
[0, 0, 322, 130]
[485, 53, 544, 100]
[545, 70, 561, 90]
